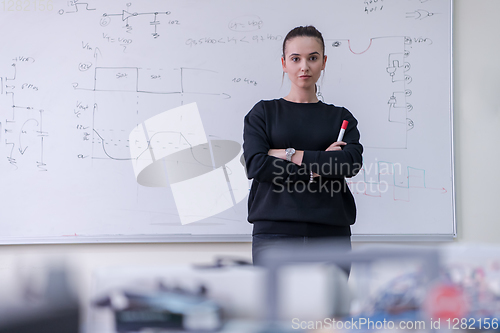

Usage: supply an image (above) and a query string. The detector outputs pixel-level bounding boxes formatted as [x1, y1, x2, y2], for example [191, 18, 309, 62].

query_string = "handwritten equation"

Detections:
[186, 34, 282, 47]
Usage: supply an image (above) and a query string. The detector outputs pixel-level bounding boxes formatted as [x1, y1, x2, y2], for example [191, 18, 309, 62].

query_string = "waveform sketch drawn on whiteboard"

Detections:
[72, 62, 246, 225]
[72, 66, 231, 162]
[58, 1, 96, 15]
[348, 161, 447, 202]
[129, 103, 248, 225]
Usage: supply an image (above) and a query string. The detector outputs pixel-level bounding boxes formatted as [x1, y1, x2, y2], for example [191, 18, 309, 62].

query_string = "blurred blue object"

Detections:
[94, 282, 222, 332]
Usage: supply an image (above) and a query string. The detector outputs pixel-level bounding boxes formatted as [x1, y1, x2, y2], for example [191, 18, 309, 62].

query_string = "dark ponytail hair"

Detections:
[282, 25, 325, 57]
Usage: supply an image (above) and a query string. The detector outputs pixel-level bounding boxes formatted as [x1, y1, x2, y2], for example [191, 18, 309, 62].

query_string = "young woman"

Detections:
[243, 26, 363, 267]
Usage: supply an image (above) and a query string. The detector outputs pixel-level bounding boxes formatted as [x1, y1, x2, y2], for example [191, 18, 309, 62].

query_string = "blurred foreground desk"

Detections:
[87, 258, 351, 333]
[86, 244, 500, 332]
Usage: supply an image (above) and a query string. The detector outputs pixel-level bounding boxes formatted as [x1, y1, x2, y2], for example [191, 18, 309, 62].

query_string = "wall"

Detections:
[453, 0, 500, 243]
[0, 0, 499, 310]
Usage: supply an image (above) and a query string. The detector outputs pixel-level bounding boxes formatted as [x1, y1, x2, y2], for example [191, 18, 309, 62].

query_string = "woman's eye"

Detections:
[292, 57, 299, 62]
[310, 56, 318, 61]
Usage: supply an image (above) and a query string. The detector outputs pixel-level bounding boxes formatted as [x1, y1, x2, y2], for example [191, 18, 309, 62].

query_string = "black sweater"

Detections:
[243, 98, 363, 237]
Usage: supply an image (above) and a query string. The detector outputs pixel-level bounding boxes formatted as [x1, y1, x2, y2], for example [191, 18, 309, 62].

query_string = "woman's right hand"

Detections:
[325, 141, 346, 151]
[311, 142, 346, 178]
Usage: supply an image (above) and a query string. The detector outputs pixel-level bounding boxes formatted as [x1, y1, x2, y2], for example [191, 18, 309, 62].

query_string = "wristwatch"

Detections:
[285, 148, 296, 162]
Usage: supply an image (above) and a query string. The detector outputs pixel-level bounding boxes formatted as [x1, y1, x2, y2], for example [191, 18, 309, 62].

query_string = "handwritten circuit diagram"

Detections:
[328, 36, 414, 149]
[100, 2, 180, 38]
[0, 59, 48, 171]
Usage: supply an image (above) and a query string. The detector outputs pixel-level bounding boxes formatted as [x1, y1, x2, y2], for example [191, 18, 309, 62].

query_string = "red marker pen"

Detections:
[337, 120, 349, 142]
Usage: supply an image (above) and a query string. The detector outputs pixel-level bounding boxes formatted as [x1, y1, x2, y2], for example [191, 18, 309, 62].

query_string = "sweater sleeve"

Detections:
[301, 109, 363, 179]
[243, 102, 310, 183]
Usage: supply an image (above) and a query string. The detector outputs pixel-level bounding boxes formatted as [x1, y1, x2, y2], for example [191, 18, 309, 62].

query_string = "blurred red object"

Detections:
[424, 283, 469, 319]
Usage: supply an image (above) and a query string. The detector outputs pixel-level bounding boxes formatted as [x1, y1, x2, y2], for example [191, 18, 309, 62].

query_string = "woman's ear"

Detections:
[322, 55, 327, 70]
[281, 57, 287, 73]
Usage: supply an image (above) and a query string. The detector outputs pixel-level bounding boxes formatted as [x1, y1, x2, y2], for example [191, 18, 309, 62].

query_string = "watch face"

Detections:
[285, 148, 295, 161]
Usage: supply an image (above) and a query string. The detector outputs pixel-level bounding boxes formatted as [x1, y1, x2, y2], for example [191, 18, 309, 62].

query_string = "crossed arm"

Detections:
[267, 141, 347, 179]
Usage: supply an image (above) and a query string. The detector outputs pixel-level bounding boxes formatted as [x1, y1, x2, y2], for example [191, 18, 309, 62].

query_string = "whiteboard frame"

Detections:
[450, 0, 457, 239]
[0, 234, 454, 245]
[0, 0, 456, 245]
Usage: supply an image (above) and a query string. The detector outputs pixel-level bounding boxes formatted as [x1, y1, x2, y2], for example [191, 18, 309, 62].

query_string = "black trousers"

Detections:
[252, 233, 352, 277]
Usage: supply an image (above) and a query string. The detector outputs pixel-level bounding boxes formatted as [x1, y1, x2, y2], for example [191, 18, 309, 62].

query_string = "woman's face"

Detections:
[282, 36, 327, 91]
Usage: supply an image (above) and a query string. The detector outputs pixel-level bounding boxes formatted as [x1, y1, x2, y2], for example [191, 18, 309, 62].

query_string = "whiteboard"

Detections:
[0, 0, 454, 244]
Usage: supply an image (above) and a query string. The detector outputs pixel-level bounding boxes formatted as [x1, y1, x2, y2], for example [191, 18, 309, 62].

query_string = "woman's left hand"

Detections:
[268, 149, 303, 165]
